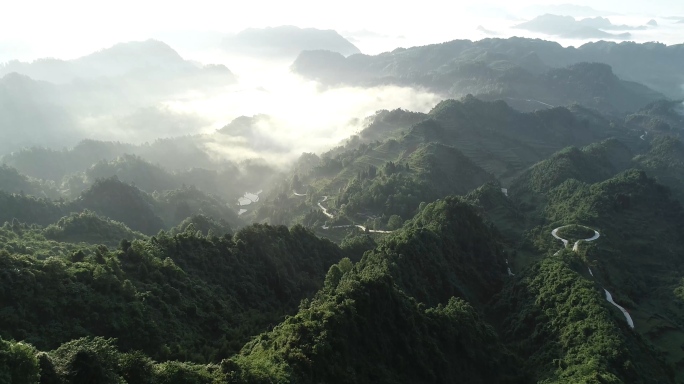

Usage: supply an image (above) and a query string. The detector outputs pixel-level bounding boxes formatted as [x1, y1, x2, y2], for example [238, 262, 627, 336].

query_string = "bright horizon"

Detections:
[1, 0, 682, 164]
[2, 0, 683, 62]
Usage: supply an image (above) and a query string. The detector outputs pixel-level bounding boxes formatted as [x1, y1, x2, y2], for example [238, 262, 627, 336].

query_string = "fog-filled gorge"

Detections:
[0, 46, 442, 165]
[159, 55, 442, 163]
[3, 2, 684, 383]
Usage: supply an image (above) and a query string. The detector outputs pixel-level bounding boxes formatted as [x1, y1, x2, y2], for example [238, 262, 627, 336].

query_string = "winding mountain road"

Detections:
[315, 194, 633, 327]
[317, 196, 334, 219]
[604, 289, 635, 328]
[316, 195, 634, 327]
[550, 225, 635, 329]
[317, 196, 393, 234]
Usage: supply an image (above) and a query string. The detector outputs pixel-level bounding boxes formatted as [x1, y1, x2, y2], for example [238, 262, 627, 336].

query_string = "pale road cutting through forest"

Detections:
[314, 195, 393, 234]
[548, 225, 635, 329]
[317, 196, 334, 219]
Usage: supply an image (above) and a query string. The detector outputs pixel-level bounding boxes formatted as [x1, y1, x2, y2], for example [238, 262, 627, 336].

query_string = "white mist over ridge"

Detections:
[65, 52, 440, 166]
[159, 55, 441, 164]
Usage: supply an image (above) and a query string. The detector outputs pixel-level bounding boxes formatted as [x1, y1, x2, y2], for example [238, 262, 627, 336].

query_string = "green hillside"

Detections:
[0, 175, 244, 237]
[634, 136, 684, 202]
[509, 169, 684, 377]
[2, 66, 684, 383]
[494, 252, 673, 383]
[0, 223, 341, 365]
[0, 164, 61, 199]
[420, 96, 630, 182]
[43, 210, 146, 247]
[509, 139, 633, 208]
[227, 196, 674, 383]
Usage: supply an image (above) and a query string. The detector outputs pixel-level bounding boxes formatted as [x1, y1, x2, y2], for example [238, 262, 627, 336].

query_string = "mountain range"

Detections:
[2, 33, 684, 383]
[514, 14, 647, 39]
[292, 37, 684, 109]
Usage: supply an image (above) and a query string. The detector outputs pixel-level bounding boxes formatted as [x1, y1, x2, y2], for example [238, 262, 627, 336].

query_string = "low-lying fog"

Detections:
[157, 56, 441, 163]
[0, 50, 442, 164]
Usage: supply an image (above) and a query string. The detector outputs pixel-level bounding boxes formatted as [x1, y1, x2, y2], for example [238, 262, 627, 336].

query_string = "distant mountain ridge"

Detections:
[222, 25, 361, 58]
[514, 14, 646, 39]
[0, 40, 236, 155]
[292, 37, 682, 112]
[0, 39, 232, 84]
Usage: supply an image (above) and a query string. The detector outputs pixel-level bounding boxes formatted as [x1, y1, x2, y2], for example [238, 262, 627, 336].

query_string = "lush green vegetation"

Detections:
[633, 136, 684, 203]
[465, 182, 525, 240]
[493, 252, 673, 383]
[253, 96, 636, 233]
[0, 189, 66, 227]
[169, 214, 233, 237]
[223, 197, 519, 383]
[3, 84, 684, 383]
[626, 100, 684, 134]
[508, 167, 684, 378]
[254, 135, 496, 229]
[43, 210, 146, 247]
[0, 222, 342, 367]
[0, 175, 244, 236]
[510, 140, 633, 197]
[0, 164, 61, 199]
[76, 177, 166, 234]
[3, 184, 678, 383]
[0, 335, 223, 384]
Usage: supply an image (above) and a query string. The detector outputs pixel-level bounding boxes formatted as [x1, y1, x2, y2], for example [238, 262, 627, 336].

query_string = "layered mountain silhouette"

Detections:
[222, 26, 361, 58]
[292, 37, 682, 111]
[514, 14, 646, 39]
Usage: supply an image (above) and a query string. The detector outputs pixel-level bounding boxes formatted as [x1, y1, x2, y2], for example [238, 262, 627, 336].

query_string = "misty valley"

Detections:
[2, 6, 684, 384]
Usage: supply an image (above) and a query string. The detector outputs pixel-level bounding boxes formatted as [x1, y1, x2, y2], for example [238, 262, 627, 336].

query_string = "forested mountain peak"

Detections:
[43, 210, 146, 247]
[76, 177, 164, 235]
[510, 138, 634, 196]
[224, 197, 519, 383]
[428, 95, 515, 120]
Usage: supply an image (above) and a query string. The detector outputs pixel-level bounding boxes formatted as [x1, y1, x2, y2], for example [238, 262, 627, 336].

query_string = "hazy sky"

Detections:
[2, 0, 683, 61]
[1, 0, 682, 161]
